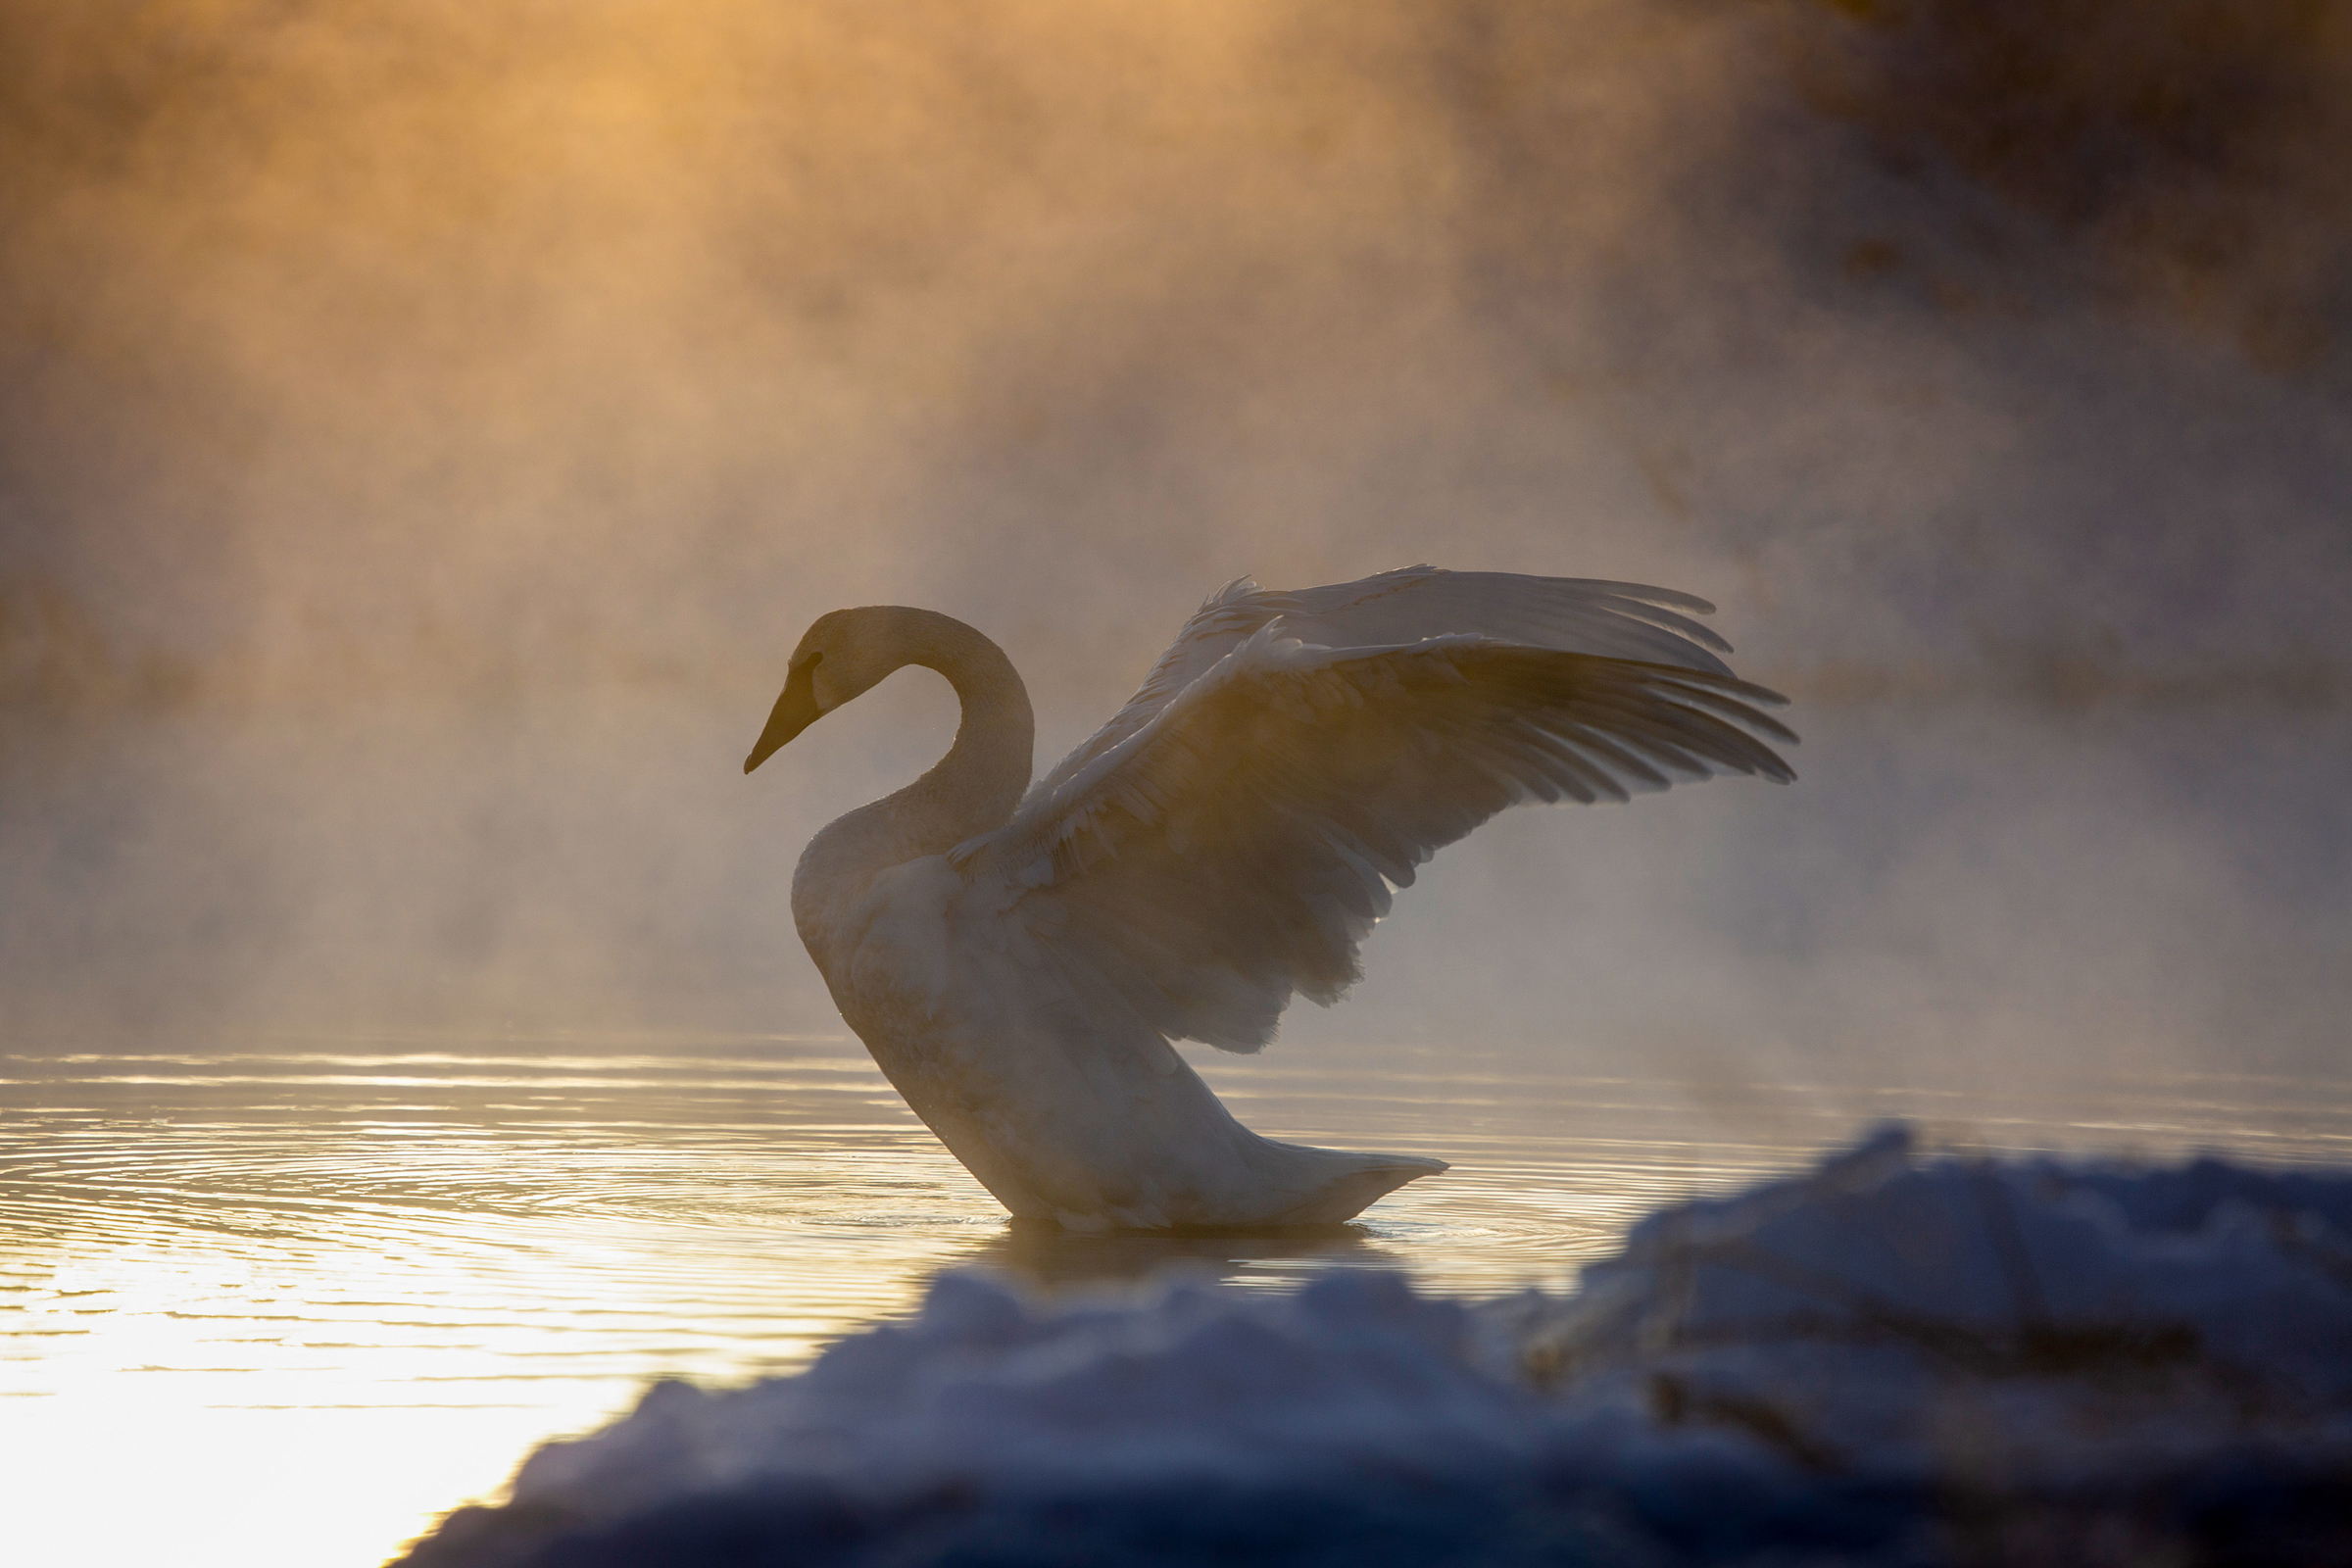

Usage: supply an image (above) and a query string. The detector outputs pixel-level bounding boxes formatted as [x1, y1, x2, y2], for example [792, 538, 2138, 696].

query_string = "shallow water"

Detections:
[5, 1038, 2349, 1568]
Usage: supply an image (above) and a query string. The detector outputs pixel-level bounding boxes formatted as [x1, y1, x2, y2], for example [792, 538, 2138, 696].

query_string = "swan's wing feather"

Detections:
[971, 629, 1795, 1054]
[1266, 567, 1737, 670]
[1032, 566, 1742, 800]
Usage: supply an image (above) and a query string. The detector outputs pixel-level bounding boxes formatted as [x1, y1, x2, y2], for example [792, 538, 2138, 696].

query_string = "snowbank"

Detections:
[400, 1127, 2352, 1566]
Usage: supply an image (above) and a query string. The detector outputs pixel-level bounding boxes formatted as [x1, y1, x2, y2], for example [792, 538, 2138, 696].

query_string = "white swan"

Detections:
[745, 566, 1795, 1230]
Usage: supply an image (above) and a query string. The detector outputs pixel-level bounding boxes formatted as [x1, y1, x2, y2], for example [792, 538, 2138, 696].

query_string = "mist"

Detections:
[3, 0, 2347, 1091]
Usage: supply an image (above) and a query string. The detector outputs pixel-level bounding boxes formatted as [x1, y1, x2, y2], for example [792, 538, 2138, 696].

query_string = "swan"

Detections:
[744, 566, 1795, 1230]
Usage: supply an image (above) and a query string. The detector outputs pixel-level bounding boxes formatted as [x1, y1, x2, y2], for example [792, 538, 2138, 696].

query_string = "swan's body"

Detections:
[746, 567, 1795, 1230]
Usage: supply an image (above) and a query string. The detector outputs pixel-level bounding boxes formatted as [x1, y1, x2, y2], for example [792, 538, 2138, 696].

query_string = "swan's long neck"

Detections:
[792, 612, 1034, 941]
[885, 612, 1035, 852]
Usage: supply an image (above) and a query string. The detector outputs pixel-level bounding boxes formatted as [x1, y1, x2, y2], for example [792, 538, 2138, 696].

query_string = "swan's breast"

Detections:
[812, 855, 1045, 1136]
[832, 856, 964, 1017]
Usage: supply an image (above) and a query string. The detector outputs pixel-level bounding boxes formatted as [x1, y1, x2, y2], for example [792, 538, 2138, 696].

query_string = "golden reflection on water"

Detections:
[4, 1037, 2349, 1568]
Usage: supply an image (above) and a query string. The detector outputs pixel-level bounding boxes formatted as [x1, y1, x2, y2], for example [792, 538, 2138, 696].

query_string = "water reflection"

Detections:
[974, 1219, 1396, 1289]
[4, 1037, 2348, 1568]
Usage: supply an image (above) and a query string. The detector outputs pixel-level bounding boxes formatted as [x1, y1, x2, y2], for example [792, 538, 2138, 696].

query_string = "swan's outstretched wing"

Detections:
[962, 610, 1795, 1054]
[1034, 566, 1740, 799]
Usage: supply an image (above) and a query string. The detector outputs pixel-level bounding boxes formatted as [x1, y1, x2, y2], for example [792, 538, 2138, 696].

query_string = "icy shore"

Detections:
[400, 1127, 2352, 1566]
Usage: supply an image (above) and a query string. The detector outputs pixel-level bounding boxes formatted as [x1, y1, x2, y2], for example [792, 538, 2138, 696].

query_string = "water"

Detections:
[5, 1037, 2350, 1568]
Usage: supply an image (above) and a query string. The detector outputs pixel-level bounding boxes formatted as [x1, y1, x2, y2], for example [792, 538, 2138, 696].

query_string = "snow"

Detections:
[400, 1126, 2352, 1566]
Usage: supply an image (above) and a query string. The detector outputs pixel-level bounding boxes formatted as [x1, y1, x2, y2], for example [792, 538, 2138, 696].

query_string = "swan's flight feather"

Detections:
[1034, 564, 1742, 799]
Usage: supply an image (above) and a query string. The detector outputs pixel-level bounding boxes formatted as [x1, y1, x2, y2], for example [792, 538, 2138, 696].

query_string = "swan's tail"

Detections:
[1262, 1144, 1447, 1224]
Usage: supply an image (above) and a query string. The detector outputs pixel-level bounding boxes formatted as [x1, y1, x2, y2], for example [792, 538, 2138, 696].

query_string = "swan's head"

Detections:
[743, 607, 917, 773]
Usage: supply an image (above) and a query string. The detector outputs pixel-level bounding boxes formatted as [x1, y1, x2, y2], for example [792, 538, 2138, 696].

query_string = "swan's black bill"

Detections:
[745, 661, 821, 773]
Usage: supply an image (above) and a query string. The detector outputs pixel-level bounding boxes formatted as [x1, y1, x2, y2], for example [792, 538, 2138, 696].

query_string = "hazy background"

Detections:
[4, 0, 2347, 1086]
